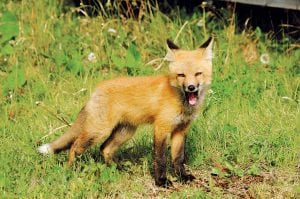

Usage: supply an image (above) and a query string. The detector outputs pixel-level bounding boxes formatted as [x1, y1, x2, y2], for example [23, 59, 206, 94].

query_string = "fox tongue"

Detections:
[188, 93, 197, 105]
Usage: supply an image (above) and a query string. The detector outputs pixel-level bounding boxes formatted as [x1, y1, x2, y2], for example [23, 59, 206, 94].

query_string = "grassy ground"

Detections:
[0, 1, 299, 198]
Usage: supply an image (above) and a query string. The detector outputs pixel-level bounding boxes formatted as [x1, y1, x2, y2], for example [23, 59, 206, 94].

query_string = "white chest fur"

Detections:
[173, 109, 198, 126]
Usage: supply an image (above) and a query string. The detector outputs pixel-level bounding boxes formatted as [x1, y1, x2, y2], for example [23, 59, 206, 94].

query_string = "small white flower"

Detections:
[197, 19, 205, 27]
[108, 28, 117, 34]
[281, 96, 293, 101]
[260, 53, 270, 65]
[9, 91, 13, 99]
[87, 52, 96, 62]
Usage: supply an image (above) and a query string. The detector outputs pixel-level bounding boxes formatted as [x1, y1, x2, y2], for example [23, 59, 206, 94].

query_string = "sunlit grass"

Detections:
[0, 0, 299, 198]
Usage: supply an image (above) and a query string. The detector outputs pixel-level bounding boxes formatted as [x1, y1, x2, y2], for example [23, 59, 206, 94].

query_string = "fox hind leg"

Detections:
[100, 124, 136, 165]
[68, 123, 116, 166]
[68, 131, 97, 166]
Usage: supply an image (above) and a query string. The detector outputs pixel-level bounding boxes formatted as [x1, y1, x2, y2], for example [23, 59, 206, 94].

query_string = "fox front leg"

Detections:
[171, 125, 195, 182]
[153, 124, 173, 187]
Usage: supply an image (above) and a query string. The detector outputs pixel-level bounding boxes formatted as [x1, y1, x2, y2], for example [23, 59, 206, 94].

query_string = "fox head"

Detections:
[166, 37, 213, 106]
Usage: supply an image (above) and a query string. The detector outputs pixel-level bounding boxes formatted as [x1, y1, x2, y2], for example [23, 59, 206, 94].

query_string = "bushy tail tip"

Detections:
[38, 144, 53, 155]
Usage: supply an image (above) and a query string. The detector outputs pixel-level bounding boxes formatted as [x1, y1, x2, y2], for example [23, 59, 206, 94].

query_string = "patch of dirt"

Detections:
[188, 172, 274, 198]
[155, 170, 280, 198]
[211, 175, 266, 198]
[121, 165, 298, 198]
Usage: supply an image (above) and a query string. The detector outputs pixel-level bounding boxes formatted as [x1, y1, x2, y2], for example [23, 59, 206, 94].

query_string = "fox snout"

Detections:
[182, 83, 201, 106]
[186, 84, 198, 92]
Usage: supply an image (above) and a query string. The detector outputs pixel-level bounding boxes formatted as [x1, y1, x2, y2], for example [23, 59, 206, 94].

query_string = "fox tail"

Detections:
[38, 108, 86, 155]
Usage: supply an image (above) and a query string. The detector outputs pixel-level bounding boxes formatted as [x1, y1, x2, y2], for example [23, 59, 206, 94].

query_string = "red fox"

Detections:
[38, 37, 213, 187]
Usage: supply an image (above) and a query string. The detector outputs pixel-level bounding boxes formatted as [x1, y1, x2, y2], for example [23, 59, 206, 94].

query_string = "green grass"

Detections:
[0, 1, 299, 198]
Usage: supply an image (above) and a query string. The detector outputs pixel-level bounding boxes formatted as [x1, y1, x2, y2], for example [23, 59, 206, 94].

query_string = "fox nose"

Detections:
[187, 85, 196, 92]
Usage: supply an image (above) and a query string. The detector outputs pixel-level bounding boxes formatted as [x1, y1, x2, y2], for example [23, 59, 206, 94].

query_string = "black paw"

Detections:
[180, 174, 196, 183]
[115, 163, 125, 171]
[115, 163, 133, 174]
[155, 177, 173, 188]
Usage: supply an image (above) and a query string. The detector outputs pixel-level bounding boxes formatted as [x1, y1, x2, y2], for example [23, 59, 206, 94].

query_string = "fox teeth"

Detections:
[38, 144, 53, 155]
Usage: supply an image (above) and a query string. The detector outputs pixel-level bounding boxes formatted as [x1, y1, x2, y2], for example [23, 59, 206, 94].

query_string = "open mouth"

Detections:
[185, 91, 199, 106]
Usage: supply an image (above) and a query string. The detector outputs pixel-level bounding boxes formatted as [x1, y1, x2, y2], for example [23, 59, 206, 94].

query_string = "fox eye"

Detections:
[195, 72, 203, 76]
[177, 74, 186, 78]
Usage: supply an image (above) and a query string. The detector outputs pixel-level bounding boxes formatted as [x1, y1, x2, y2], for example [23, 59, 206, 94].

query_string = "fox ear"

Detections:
[200, 36, 214, 61]
[165, 39, 179, 62]
[199, 36, 213, 48]
[166, 39, 180, 50]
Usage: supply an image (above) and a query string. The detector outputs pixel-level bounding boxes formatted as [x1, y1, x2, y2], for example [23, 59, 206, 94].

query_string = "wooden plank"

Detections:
[218, 0, 300, 10]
